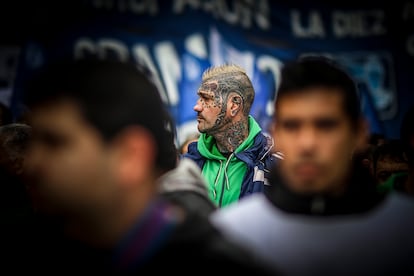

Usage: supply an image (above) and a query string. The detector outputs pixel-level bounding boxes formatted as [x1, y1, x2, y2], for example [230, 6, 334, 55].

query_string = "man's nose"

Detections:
[194, 99, 202, 112]
[297, 127, 318, 151]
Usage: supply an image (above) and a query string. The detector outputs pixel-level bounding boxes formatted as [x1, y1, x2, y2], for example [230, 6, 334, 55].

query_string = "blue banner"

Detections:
[11, 0, 414, 144]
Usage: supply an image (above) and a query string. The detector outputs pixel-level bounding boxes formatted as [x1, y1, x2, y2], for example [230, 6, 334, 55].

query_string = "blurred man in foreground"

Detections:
[7, 59, 276, 275]
[211, 56, 414, 276]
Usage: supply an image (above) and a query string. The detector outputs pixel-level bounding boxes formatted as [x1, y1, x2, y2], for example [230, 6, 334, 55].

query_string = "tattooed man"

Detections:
[183, 64, 278, 207]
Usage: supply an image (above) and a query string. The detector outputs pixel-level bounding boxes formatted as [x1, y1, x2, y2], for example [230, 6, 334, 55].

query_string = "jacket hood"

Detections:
[158, 158, 209, 198]
[197, 116, 265, 161]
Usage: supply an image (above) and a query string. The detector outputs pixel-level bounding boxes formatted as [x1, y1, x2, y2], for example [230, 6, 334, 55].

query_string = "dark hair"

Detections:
[24, 58, 176, 172]
[400, 104, 414, 166]
[275, 55, 361, 126]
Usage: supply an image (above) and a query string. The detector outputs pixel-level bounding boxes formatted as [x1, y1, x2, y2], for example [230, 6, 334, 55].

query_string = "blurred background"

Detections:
[0, 0, 412, 145]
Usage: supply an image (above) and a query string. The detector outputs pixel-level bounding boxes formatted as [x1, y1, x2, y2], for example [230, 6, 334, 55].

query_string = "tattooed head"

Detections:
[201, 64, 255, 117]
[194, 64, 255, 137]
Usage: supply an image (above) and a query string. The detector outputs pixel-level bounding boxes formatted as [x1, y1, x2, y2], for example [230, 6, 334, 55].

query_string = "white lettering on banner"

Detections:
[209, 26, 255, 75]
[73, 33, 283, 123]
[185, 34, 208, 59]
[91, 0, 159, 15]
[256, 55, 283, 117]
[291, 9, 386, 39]
[332, 10, 386, 38]
[131, 44, 170, 104]
[74, 38, 129, 61]
[255, 0, 270, 30]
[227, 47, 255, 76]
[173, 0, 270, 30]
[155, 42, 181, 105]
[184, 34, 207, 80]
[407, 34, 414, 57]
[74, 38, 96, 59]
[291, 10, 326, 38]
[98, 39, 129, 61]
[74, 38, 170, 104]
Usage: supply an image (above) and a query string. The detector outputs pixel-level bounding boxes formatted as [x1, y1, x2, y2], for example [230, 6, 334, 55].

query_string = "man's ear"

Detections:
[270, 120, 282, 152]
[229, 93, 243, 117]
[112, 126, 157, 187]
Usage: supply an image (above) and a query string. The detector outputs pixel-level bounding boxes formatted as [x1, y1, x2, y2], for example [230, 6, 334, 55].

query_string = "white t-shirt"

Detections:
[211, 192, 414, 276]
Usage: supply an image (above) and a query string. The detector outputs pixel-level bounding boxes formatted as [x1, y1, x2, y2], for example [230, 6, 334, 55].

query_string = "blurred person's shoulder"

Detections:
[145, 202, 279, 275]
[158, 158, 217, 217]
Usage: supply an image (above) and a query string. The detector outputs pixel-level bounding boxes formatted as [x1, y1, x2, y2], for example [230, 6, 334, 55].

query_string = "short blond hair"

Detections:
[202, 64, 247, 81]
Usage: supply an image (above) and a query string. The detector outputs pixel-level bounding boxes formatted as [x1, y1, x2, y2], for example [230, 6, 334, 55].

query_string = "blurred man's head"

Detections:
[193, 64, 254, 135]
[23, 59, 175, 220]
[272, 56, 367, 195]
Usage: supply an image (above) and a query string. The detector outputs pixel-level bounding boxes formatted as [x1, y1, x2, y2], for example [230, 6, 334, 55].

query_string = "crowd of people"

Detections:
[0, 55, 413, 275]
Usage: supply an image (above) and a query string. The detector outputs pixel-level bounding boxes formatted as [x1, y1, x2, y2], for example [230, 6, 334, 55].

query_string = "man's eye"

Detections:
[316, 119, 338, 131]
[282, 121, 300, 131]
[33, 132, 68, 149]
[197, 92, 212, 101]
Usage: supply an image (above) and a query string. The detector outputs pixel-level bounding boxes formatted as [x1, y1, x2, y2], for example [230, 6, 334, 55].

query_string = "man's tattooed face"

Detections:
[194, 79, 229, 134]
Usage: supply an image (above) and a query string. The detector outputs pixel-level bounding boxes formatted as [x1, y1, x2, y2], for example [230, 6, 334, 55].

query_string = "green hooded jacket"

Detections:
[197, 116, 262, 207]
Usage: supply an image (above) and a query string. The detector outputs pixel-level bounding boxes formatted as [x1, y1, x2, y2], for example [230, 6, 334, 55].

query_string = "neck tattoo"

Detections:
[214, 120, 248, 154]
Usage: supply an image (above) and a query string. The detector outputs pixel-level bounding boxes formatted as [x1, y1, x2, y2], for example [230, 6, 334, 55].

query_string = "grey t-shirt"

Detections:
[211, 192, 414, 276]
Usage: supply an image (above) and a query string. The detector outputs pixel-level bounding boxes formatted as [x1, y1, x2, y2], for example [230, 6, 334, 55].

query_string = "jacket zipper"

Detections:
[218, 153, 234, 207]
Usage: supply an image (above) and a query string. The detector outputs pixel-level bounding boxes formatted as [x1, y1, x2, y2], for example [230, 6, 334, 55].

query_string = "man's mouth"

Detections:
[295, 164, 320, 178]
